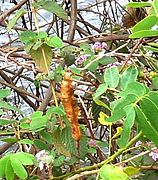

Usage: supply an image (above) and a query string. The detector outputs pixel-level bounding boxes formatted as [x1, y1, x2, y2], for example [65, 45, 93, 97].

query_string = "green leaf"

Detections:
[5, 159, 14, 180]
[117, 105, 135, 148]
[50, 106, 65, 116]
[70, 67, 81, 75]
[112, 127, 122, 139]
[123, 166, 140, 176]
[0, 89, 11, 98]
[119, 82, 146, 98]
[37, 31, 48, 39]
[79, 43, 93, 55]
[61, 126, 77, 155]
[0, 155, 11, 178]
[0, 101, 22, 113]
[126, 2, 152, 8]
[46, 36, 63, 48]
[107, 94, 138, 123]
[140, 97, 158, 131]
[98, 111, 111, 125]
[144, 45, 158, 53]
[20, 30, 37, 43]
[30, 112, 47, 130]
[40, 130, 53, 144]
[0, 118, 17, 125]
[34, 139, 49, 150]
[148, 42, 158, 48]
[88, 60, 99, 72]
[40, 1, 68, 20]
[120, 66, 138, 90]
[79, 133, 88, 160]
[152, 77, 158, 90]
[13, 152, 34, 166]
[93, 83, 107, 99]
[99, 164, 129, 180]
[99, 56, 116, 65]
[132, 15, 158, 33]
[93, 98, 111, 111]
[135, 105, 158, 147]
[0, 137, 17, 143]
[153, 0, 158, 14]
[104, 66, 119, 88]
[32, 40, 43, 50]
[24, 41, 35, 53]
[7, 9, 26, 31]
[53, 128, 71, 157]
[18, 139, 34, 145]
[130, 30, 158, 39]
[30, 44, 52, 74]
[30, 111, 43, 118]
[148, 91, 158, 107]
[53, 156, 65, 167]
[10, 156, 27, 179]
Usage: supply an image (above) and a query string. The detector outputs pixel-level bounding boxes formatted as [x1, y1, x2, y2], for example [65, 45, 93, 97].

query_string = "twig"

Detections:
[0, 0, 28, 23]
[67, 0, 77, 42]
[120, 38, 143, 72]
[67, 169, 99, 180]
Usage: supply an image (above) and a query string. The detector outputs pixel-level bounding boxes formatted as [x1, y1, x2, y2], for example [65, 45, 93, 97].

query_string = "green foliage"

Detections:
[0, 101, 22, 113]
[129, 0, 158, 39]
[0, 89, 23, 117]
[40, 130, 53, 144]
[11, 157, 28, 179]
[52, 127, 71, 157]
[132, 15, 158, 34]
[34, 139, 49, 150]
[130, 30, 158, 38]
[0, 89, 11, 98]
[0, 119, 17, 125]
[123, 166, 140, 176]
[120, 66, 138, 90]
[0, 152, 35, 180]
[46, 36, 63, 48]
[104, 66, 119, 88]
[20, 30, 63, 73]
[35, 0, 68, 21]
[135, 105, 158, 147]
[93, 83, 107, 99]
[126, 2, 152, 8]
[30, 44, 52, 73]
[117, 105, 135, 148]
[99, 164, 129, 180]
[7, 9, 26, 31]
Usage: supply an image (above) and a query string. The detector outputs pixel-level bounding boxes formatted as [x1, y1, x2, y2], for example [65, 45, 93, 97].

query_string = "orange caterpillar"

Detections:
[60, 72, 81, 141]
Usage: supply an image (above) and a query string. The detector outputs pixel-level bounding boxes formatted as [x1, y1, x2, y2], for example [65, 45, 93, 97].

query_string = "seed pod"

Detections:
[60, 72, 81, 141]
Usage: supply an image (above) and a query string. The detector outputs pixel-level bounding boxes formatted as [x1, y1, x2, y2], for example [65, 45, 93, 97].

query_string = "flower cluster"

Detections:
[92, 41, 107, 52]
[149, 149, 158, 161]
[88, 139, 97, 147]
[75, 54, 88, 65]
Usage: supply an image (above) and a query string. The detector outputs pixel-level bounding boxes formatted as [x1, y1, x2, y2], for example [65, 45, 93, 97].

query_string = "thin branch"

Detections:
[0, 0, 28, 23]
[67, 0, 77, 42]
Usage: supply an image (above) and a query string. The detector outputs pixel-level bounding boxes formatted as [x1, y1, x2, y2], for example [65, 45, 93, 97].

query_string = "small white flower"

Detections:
[36, 150, 46, 159]
[135, 140, 142, 147]
[39, 161, 45, 170]
[149, 150, 158, 161]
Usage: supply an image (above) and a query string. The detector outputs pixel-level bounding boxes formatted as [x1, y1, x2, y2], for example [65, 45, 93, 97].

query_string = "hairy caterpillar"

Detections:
[60, 72, 81, 141]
